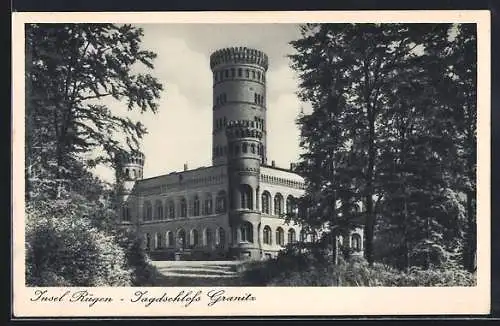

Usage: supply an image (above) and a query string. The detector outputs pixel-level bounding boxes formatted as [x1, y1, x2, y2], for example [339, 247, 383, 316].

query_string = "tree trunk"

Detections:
[365, 114, 375, 266]
[403, 195, 410, 272]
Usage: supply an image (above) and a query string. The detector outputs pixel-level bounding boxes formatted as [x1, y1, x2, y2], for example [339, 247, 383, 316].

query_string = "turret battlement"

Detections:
[210, 47, 269, 71]
[118, 151, 145, 167]
[116, 150, 145, 182]
[225, 120, 263, 140]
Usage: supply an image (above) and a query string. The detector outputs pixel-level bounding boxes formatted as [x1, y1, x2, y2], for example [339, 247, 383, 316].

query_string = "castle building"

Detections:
[117, 47, 363, 260]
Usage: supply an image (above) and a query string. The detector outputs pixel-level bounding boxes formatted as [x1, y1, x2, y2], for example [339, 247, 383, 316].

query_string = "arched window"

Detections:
[300, 229, 307, 242]
[192, 195, 200, 216]
[225, 70, 229, 78]
[240, 184, 253, 210]
[276, 227, 285, 246]
[286, 195, 296, 215]
[242, 143, 248, 153]
[205, 228, 213, 247]
[216, 190, 227, 213]
[143, 201, 152, 221]
[257, 71, 261, 80]
[155, 232, 163, 249]
[204, 193, 213, 215]
[352, 234, 362, 251]
[166, 231, 174, 247]
[168, 200, 175, 219]
[218, 227, 226, 248]
[177, 229, 186, 249]
[261, 191, 271, 214]
[274, 193, 284, 216]
[145, 233, 151, 250]
[191, 229, 199, 247]
[241, 222, 253, 243]
[251, 143, 256, 153]
[245, 69, 250, 78]
[155, 200, 163, 220]
[122, 205, 130, 221]
[252, 70, 256, 79]
[180, 197, 187, 217]
[288, 229, 296, 244]
[263, 226, 272, 245]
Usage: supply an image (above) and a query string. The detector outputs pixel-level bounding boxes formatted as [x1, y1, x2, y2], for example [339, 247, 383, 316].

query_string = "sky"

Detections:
[93, 23, 307, 182]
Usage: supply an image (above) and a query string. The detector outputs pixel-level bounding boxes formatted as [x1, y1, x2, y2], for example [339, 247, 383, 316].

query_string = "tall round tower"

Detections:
[210, 46, 269, 259]
[210, 47, 268, 166]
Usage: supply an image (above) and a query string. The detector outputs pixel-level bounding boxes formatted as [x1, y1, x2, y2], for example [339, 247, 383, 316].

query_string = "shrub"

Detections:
[241, 245, 476, 287]
[25, 200, 132, 286]
[115, 231, 165, 286]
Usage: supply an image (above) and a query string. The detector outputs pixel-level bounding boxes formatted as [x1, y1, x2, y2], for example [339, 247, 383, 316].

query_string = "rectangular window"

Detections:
[245, 69, 249, 78]
[238, 68, 242, 77]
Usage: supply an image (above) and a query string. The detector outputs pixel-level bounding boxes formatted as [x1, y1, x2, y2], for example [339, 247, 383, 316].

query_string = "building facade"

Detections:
[117, 47, 363, 260]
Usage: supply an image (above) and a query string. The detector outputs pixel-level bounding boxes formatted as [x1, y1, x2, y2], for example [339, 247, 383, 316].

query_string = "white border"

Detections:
[12, 10, 491, 317]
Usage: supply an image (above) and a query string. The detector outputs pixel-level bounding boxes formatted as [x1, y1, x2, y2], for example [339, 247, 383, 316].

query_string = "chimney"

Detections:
[184, 163, 188, 171]
[271, 160, 275, 167]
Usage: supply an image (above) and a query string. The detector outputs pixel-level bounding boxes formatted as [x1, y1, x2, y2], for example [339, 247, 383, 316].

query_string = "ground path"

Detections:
[151, 260, 247, 286]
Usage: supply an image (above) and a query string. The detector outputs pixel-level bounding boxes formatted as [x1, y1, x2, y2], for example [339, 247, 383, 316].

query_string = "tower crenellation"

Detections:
[117, 150, 145, 182]
[210, 47, 269, 71]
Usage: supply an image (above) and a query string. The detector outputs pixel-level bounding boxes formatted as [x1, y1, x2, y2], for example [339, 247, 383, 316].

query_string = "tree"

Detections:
[25, 23, 163, 200]
[290, 23, 437, 265]
[422, 24, 477, 271]
[289, 23, 476, 271]
[24, 23, 165, 286]
[287, 24, 356, 263]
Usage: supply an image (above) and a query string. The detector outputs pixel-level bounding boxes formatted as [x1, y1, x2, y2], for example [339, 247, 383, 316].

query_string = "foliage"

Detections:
[114, 229, 165, 286]
[288, 23, 477, 271]
[24, 23, 164, 286]
[25, 199, 132, 286]
[241, 248, 475, 287]
[25, 23, 163, 200]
